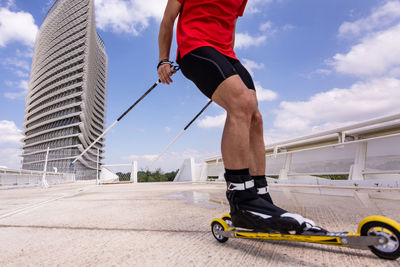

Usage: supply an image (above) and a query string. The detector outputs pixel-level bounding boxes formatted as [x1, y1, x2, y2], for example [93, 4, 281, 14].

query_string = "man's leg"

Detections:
[247, 90, 273, 203]
[211, 72, 323, 233]
[212, 75, 257, 169]
[248, 91, 265, 175]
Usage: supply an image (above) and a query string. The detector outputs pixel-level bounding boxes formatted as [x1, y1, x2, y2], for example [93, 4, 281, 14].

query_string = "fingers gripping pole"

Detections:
[149, 100, 212, 168]
[70, 80, 161, 166]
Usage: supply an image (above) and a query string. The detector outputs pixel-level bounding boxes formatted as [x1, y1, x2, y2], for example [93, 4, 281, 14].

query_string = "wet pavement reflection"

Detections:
[166, 185, 400, 232]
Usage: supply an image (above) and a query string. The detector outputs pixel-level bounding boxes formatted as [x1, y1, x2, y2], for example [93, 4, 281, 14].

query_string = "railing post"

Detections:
[41, 147, 50, 188]
[96, 148, 100, 185]
[130, 161, 138, 183]
[349, 141, 368, 181]
[279, 153, 292, 180]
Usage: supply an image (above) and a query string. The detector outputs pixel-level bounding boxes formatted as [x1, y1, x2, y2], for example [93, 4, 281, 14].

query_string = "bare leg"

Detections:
[212, 75, 257, 170]
[248, 90, 266, 176]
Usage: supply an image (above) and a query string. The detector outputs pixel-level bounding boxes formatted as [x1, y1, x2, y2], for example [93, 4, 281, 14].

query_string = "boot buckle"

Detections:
[227, 180, 254, 191]
[257, 186, 269, 194]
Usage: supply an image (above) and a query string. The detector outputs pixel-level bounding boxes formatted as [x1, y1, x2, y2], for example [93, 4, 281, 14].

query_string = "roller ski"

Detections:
[211, 214, 400, 260]
[211, 173, 400, 260]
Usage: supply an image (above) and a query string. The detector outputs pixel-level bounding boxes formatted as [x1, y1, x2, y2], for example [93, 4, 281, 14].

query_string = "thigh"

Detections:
[232, 61, 256, 91]
[212, 74, 256, 113]
[178, 46, 238, 99]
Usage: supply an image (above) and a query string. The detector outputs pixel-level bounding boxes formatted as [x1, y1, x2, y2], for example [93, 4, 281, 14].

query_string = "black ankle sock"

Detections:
[225, 168, 250, 176]
[252, 175, 266, 180]
[251, 175, 273, 204]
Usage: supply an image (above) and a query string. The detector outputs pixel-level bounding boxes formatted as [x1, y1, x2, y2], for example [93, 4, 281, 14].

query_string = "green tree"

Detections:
[136, 169, 179, 183]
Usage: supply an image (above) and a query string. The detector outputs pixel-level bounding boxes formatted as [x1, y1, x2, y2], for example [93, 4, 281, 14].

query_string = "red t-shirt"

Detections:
[176, 0, 248, 60]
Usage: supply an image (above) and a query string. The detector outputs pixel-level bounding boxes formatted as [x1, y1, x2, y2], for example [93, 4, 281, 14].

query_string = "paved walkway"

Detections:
[0, 182, 399, 266]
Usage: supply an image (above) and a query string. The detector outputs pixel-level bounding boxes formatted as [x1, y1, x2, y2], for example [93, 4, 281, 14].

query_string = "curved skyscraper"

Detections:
[22, 0, 107, 179]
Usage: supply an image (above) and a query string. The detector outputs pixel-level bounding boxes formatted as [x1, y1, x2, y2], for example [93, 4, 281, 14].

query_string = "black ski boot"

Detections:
[253, 175, 273, 204]
[225, 173, 327, 234]
[225, 173, 302, 233]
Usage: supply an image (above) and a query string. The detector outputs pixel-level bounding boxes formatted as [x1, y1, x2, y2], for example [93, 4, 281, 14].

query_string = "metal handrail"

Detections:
[265, 113, 400, 150]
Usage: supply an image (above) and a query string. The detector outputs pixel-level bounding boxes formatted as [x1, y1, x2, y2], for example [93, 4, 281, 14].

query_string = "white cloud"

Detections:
[19, 80, 28, 89]
[390, 67, 400, 77]
[123, 153, 158, 161]
[0, 148, 22, 169]
[270, 78, 400, 138]
[0, 120, 23, 145]
[95, 0, 167, 35]
[16, 48, 33, 58]
[15, 70, 29, 78]
[259, 21, 273, 32]
[4, 91, 26, 100]
[242, 58, 264, 76]
[338, 1, 400, 38]
[282, 24, 295, 31]
[313, 1, 400, 78]
[292, 2, 400, 144]
[2, 57, 30, 71]
[4, 0, 15, 8]
[332, 24, 400, 77]
[197, 113, 226, 129]
[245, 0, 274, 14]
[235, 32, 267, 49]
[254, 81, 278, 102]
[5, 80, 13, 86]
[0, 7, 38, 47]
[303, 68, 333, 79]
[313, 69, 332, 76]
[4, 80, 28, 100]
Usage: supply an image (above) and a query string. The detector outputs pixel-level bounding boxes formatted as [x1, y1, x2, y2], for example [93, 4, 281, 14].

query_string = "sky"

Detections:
[1, 0, 400, 171]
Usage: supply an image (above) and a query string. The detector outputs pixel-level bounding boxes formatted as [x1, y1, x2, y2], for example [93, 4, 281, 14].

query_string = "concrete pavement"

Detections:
[0, 181, 399, 266]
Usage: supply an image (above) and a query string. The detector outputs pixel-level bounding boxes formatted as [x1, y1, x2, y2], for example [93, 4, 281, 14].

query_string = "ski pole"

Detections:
[70, 65, 180, 166]
[149, 100, 212, 168]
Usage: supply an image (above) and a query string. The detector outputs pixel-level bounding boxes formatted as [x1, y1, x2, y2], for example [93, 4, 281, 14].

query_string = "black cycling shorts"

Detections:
[177, 46, 255, 99]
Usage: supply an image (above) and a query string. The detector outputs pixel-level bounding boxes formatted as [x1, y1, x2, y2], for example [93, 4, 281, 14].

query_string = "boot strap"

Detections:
[227, 180, 254, 191]
[257, 186, 269, 194]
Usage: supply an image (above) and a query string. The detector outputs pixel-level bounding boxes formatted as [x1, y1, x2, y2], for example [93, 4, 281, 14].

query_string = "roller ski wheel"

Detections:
[211, 220, 229, 243]
[221, 214, 233, 227]
[361, 221, 400, 260]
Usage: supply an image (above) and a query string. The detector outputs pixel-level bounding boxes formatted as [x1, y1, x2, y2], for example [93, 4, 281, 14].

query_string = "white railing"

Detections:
[266, 113, 400, 151]
[99, 162, 137, 184]
[178, 113, 400, 187]
[0, 168, 75, 189]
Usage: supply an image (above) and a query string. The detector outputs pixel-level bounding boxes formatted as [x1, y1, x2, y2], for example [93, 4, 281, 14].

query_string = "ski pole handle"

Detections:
[171, 64, 180, 73]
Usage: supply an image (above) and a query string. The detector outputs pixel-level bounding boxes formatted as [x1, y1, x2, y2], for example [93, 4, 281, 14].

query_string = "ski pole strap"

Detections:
[157, 60, 180, 72]
[171, 64, 180, 72]
[257, 186, 269, 194]
[157, 59, 171, 70]
[227, 180, 255, 191]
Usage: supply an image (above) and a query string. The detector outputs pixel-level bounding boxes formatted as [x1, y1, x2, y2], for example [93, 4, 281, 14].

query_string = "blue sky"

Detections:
[1, 0, 400, 171]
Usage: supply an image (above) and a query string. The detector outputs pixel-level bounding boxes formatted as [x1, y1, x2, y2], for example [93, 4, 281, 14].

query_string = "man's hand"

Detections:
[158, 61, 174, 85]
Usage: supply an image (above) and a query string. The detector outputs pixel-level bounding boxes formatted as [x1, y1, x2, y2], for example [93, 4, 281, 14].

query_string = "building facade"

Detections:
[22, 0, 107, 179]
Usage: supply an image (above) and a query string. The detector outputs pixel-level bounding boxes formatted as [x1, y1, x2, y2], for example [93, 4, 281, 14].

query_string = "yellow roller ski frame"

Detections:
[211, 215, 400, 260]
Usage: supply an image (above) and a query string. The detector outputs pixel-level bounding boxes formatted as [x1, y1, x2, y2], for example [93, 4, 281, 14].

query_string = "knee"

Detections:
[228, 92, 257, 121]
[251, 110, 263, 131]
